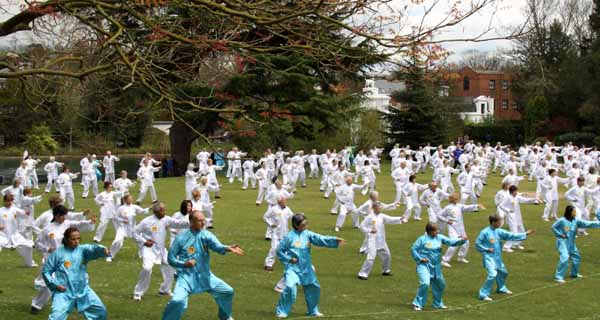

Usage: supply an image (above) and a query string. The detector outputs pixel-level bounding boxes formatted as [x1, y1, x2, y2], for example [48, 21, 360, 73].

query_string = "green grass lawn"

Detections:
[2, 163, 600, 319]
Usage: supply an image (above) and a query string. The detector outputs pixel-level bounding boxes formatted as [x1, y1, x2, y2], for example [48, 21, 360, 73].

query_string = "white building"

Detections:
[361, 79, 405, 113]
[460, 95, 494, 123]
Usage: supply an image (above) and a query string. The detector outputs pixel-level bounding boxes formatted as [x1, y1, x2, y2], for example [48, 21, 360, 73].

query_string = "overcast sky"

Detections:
[0, 0, 527, 59]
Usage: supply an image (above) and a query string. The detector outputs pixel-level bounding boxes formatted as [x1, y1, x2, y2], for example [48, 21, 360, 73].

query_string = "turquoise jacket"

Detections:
[42, 244, 107, 309]
[476, 226, 526, 268]
[277, 230, 339, 286]
[168, 229, 229, 292]
[411, 233, 466, 277]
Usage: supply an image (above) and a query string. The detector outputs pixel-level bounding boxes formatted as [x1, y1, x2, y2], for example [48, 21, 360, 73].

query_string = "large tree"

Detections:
[0, 0, 516, 173]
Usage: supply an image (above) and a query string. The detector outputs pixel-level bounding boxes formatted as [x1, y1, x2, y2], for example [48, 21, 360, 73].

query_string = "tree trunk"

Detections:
[169, 121, 198, 176]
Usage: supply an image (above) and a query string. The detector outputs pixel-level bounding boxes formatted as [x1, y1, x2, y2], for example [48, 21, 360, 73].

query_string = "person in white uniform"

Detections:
[357, 202, 404, 280]
[102, 151, 120, 182]
[108, 194, 150, 261]
[43, 156, 64, 194]
[93, 181, 119, 242]
[263, 196, 294, 271]
[136, 159, 160, 204]
[132, 202, 189, 300]
[438, 194, 483, 267]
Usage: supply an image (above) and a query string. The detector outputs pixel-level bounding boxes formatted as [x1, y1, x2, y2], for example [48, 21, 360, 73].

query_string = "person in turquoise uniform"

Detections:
[476, 214, 534, 301]
[410, 222, 468, 311]
[275, 214, 345, 318]
[161, 210, 245, 320]
[42, 226, 110, 320]
[552, 205, 600, 283]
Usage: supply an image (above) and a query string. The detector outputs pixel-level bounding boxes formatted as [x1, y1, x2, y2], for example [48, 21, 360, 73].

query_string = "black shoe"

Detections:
[31, 306, 42, 314]
[215, 196, 221, 199]
[265, 237, 272, 241]
[382, 272, 392, 276]
[357, 276, 368, 280]
[207, 226, 214, 229]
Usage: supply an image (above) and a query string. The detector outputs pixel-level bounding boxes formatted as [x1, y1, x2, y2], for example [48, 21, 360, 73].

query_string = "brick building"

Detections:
[451, 66, 521, 120]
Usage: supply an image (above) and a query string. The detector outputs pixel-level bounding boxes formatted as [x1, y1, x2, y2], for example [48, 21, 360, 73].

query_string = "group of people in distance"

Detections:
[1, 140, 600, 319]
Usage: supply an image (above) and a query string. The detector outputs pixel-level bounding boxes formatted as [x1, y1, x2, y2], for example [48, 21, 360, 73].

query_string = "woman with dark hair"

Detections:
[31, 205, 96, 314]
[170, 200, 193, 246]
[411, 222, 467, 311]
[108, 194, 151, 262]
[552, 205, 600, 283]
[274, 214, 345, 318]
[475, 214, 534, 301]
[93, 181, 119, 242]
[42, 227, 109, 319]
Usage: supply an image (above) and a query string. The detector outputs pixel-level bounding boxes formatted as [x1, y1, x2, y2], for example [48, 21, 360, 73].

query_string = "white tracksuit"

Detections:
[137, 165, 160, 203]
[103, 155, 120, 182]
[263, 205, 294, 267]
[43, 161, 63, 193]
[133, 215, 189, 297]
[499, 194, 538, 249]
[93, 191, 119, 242]
[0, 205, 35, 266]
[402, 182, 428, 221]
[438, 203, 479, 262]
[56, 172, 78, 210]
[357, 213, 403, 278]
[111, 204, 150, 259]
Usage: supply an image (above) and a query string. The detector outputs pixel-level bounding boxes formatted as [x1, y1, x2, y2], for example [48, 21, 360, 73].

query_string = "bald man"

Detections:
[162, 210, 244, 320]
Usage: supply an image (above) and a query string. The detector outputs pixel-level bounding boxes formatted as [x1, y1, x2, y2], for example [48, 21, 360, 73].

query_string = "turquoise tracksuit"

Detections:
[475, 226, 526, 299]
[275, 229, 339, 317]
[410, 233, 466, 309]
[42, 244, 108, 320]
[551, 217, 600, 280]
[162, 229, 233, 320]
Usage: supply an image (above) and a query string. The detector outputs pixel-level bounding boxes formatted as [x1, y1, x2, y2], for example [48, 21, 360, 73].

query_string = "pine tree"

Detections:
[382, 52, 448, 147]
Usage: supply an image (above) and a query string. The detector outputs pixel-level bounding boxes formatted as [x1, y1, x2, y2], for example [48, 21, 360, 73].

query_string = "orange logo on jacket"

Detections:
[49, 233, 55, 239]
[151, 225, 159, 232]
[188, 246, 195, 254]
[64, 260, 72, 268]
[489, 238, 495, 244]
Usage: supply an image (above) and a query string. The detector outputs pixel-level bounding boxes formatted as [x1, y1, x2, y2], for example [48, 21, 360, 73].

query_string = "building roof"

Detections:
[373, 79, 405, 94]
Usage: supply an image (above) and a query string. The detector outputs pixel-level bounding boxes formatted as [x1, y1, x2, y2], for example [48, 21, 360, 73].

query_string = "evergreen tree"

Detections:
[382, 53, 450, 147]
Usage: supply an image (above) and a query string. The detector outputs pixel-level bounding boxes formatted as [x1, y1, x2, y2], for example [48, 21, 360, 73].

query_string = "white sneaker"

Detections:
[555, 279, 565, 284]
[133, 294, 141, 301]
[458, 258, 469, 264]
[312, 312, 324, 317]
[436, 305, 449, 310]
[276, 314, 288, 319]
[413, 305, 422, 311]
[334, 227, 340, 232]
[502, 290, 513, 295]
[573, 274, 583, 278]
[414, 217, 422, 221]
[105, 257, 112, 262]
[542, 217, 549, 222]
[482, 297, 493, 301]
[516, 246, 525, 250]
[274, 287, 283, 293]
[31, 262, 39, 268]
[441, 261, 452, 268]
[502, 248, 514, 253]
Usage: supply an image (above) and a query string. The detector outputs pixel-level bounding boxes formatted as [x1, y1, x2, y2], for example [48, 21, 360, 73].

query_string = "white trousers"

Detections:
[137, 183, 157, 203]
[543, 200, 559, 219]
[45, 176, 59, 193]
[109, 227, 129, 259]
[443, 227, 469, 262]
[105, 171, 116, 183]
[256, 185, 268, 204]
[335, 205, 358, 229]
[358, 246, 391, 278]
[134, 258, 174, 296]
[264, 236, 281, 267]
[242, 172, 256, 189]
[60, 187, 75, 210]
[402, 200, 422, 220]
[82, 177, 98, 198]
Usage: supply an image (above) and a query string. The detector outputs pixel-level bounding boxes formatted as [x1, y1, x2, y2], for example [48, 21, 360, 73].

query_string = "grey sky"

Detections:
[0, 0, 527, 59]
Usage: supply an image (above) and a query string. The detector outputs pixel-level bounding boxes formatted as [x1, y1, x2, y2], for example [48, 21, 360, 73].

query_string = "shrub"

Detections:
[555, 132, 597, 146]
[22, 125, 59, 155]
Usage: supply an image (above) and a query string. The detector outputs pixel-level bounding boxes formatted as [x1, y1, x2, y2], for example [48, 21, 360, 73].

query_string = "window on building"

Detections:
[512, 101, 518, 110]
[481, 103, 485, 114]
[489, 80, 496, 90]
[463, 77, 470, 91]
[502, 80, 509, 91]
[502, 99, 509, 110]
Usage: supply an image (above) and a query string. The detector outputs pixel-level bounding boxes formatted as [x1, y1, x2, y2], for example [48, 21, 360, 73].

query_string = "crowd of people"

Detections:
[1, 140, 600, 319]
